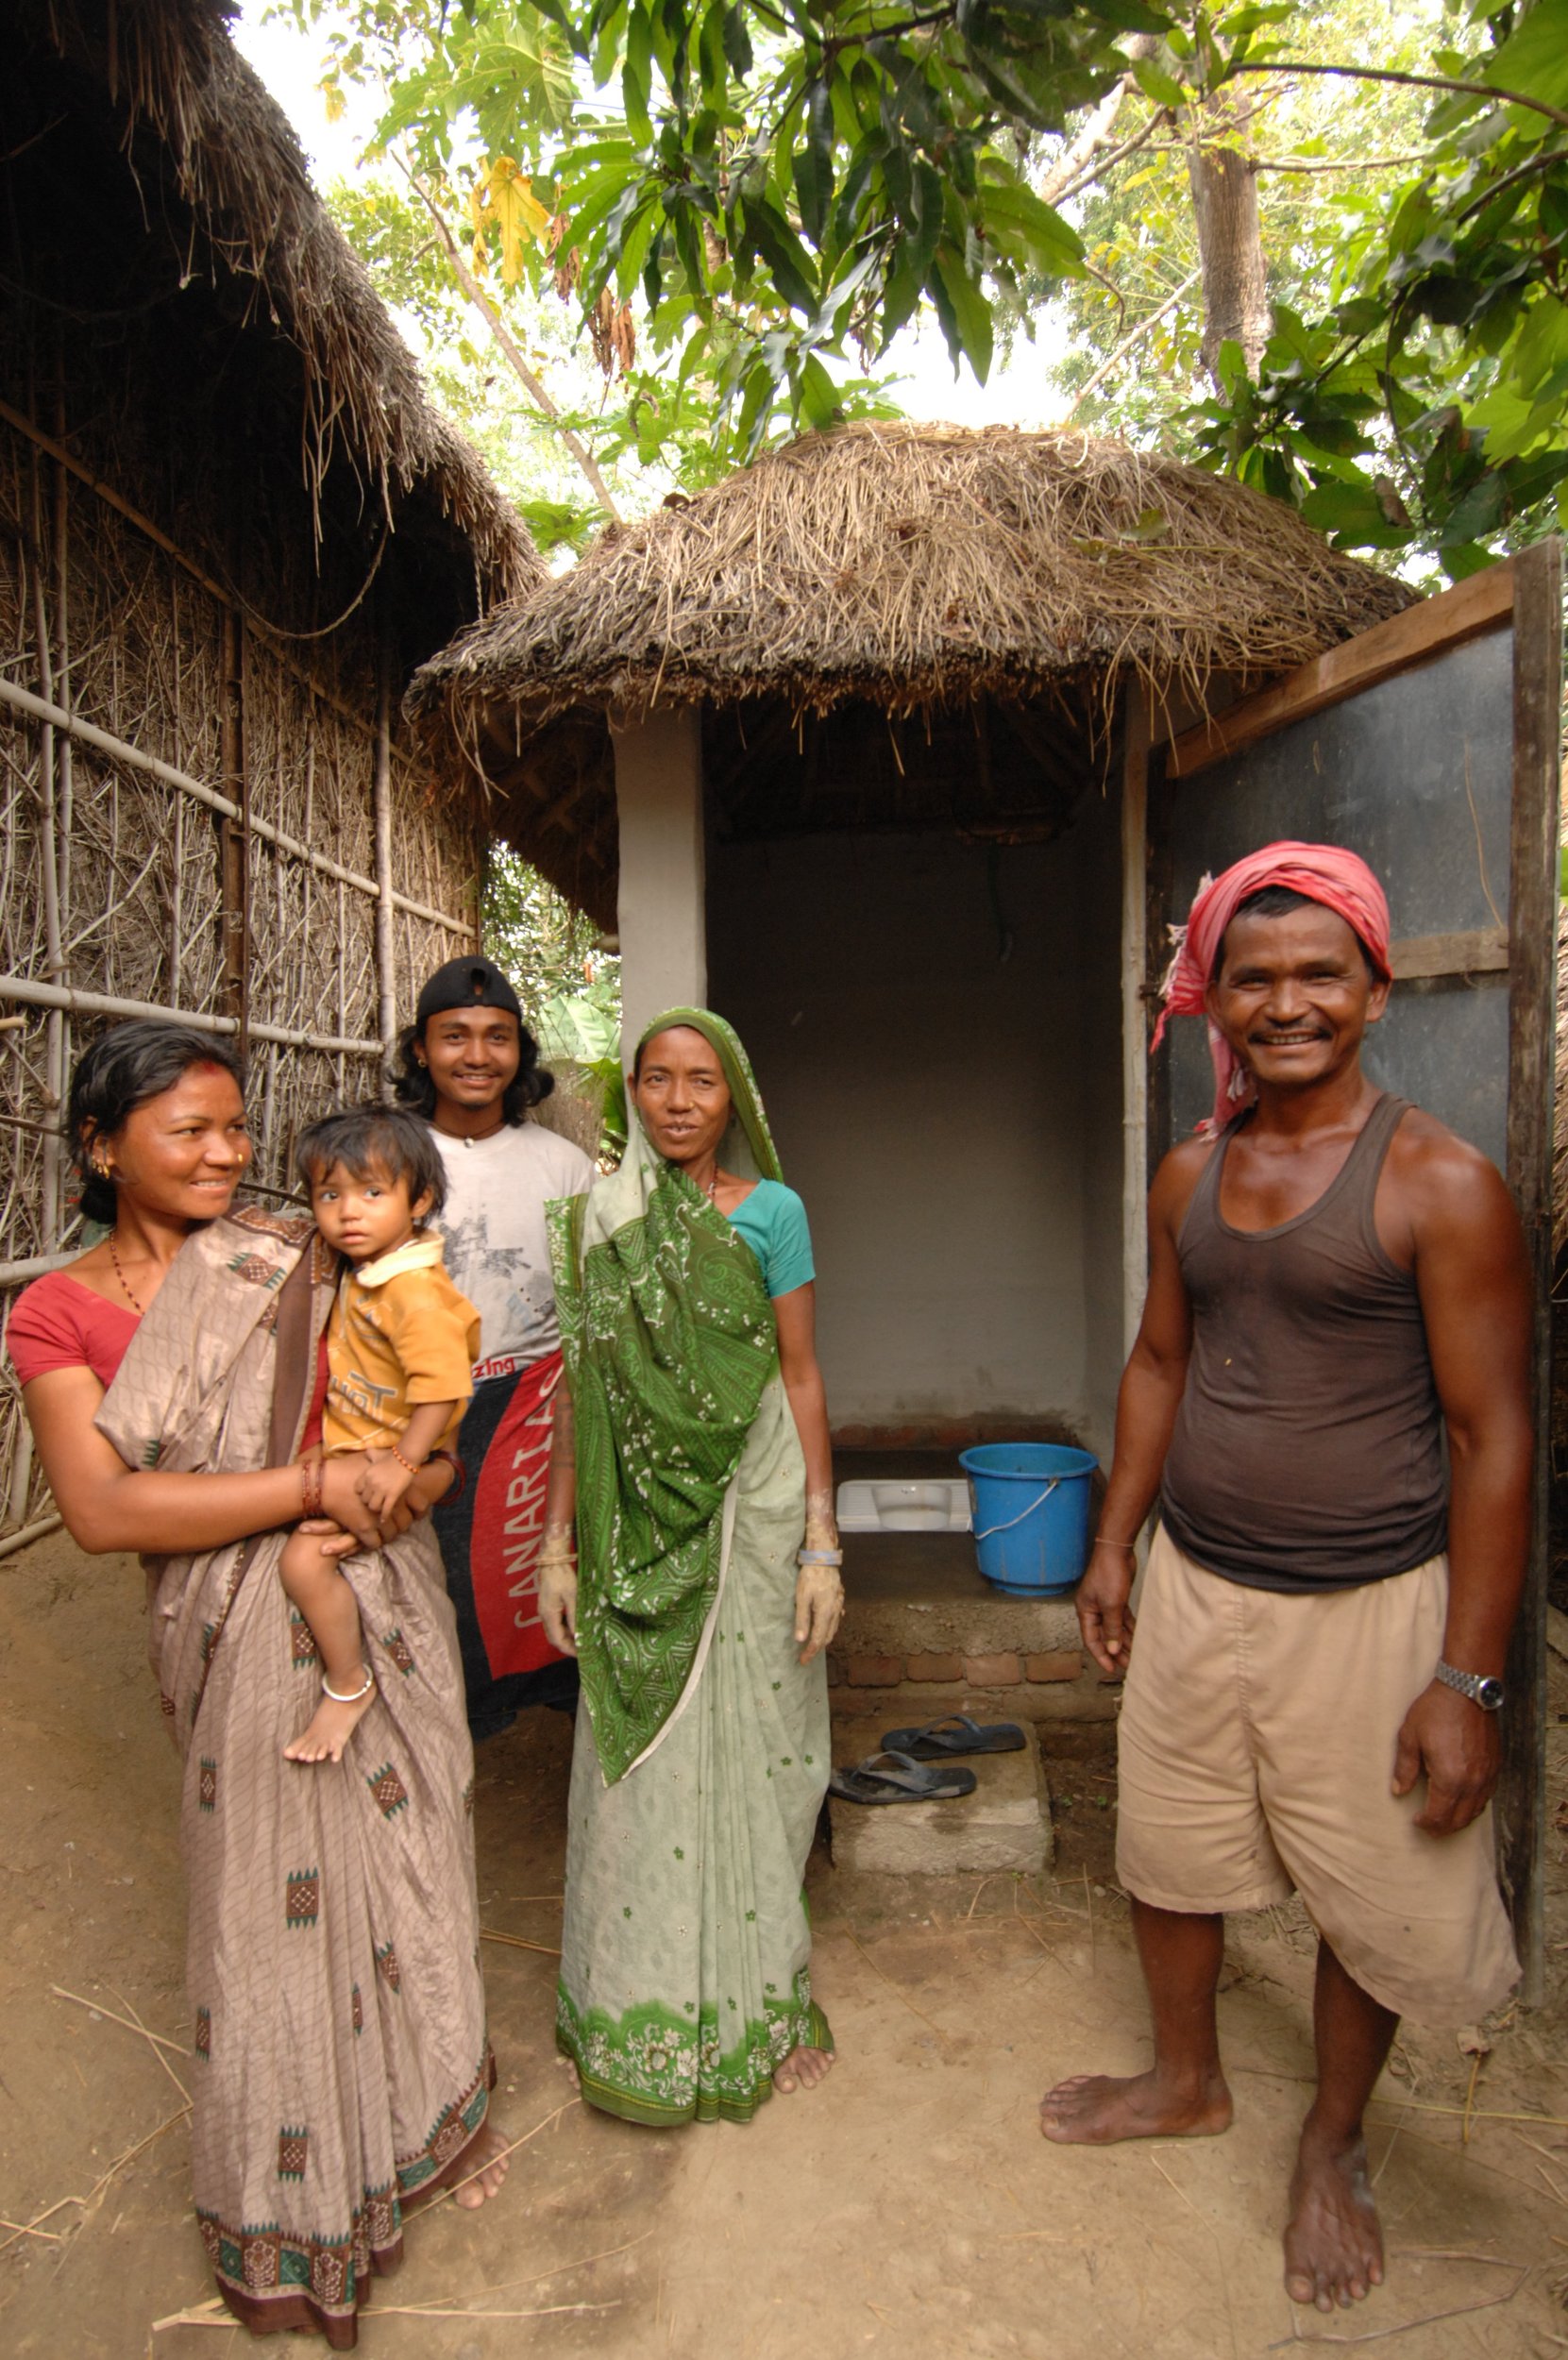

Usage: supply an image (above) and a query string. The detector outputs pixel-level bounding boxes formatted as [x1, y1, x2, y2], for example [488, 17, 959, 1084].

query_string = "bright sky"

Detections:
[231, 3, 1069, 435]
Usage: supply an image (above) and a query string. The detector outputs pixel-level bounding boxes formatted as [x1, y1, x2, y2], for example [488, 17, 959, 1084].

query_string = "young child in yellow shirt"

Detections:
[281, 1105, 480, 1764]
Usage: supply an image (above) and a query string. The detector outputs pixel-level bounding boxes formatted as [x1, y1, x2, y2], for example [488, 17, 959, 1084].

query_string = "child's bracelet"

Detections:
[300, 1459, 324, 1519]
[391, 1445, 422, 1477]
[427, 1447, 465, 1500]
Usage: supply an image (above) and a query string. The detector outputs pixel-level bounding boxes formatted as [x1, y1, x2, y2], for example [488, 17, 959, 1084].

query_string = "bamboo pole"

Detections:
[373, 637, 397, 1083]
[0, 678, 466, 932]
[0, 973, 380, 1058]
[0, 1514, 63, 1563]
[0, 396, 381, 745]
[1121, 683, 1152, 1362]
[27, 443, 64, 1252]
[0, 1252, 80, 1286]
[218, 603, 249, 1056]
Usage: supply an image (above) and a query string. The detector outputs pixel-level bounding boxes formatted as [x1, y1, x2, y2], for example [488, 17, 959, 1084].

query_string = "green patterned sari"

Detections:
[548, 1008, 831, 2124]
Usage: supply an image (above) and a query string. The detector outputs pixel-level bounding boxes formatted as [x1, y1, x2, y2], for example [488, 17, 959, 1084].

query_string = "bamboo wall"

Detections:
[0, 350, 483, 1545]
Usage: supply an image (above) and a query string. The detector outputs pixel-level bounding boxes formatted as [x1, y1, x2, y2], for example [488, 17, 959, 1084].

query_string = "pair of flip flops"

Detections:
[828, 1715, 1025, 1807]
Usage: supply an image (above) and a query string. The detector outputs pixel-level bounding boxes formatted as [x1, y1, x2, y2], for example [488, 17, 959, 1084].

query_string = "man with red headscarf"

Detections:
[1040, 842, 1530, 2318]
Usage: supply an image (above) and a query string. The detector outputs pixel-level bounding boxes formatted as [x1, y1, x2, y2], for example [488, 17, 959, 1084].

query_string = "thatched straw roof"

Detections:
[412, 420, 1410, 730]
[408, 419, 1414, 923]
[25, 0, 538, 603]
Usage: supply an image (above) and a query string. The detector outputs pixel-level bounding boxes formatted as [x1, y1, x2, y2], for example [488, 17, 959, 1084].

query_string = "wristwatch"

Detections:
[1436, 1660, 1506, 1713]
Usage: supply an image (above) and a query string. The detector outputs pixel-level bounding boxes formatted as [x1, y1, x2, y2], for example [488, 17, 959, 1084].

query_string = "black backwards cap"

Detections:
[414, 956, 523, 1029]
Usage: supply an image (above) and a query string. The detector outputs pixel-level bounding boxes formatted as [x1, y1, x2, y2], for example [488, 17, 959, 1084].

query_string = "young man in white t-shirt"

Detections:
[396, 955, 594, 1739]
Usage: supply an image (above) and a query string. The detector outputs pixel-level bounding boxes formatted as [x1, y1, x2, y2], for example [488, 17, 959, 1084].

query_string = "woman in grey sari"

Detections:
[9, 1024, 508, 2346]
[539, 1008, 845, 2125]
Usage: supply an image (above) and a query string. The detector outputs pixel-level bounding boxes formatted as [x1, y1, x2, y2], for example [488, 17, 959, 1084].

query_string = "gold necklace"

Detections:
[108, 1232, 143, 1313]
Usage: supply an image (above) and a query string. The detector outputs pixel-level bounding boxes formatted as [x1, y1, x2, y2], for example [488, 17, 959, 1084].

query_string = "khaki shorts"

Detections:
[1115, 1530, 1519, 2026]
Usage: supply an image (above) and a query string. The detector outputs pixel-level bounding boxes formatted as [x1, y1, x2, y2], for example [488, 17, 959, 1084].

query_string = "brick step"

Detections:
[832, 1527, 1113, 1720]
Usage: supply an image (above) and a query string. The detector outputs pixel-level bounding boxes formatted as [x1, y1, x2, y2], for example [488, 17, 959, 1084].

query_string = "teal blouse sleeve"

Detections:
[726, 1181, 815, 1299]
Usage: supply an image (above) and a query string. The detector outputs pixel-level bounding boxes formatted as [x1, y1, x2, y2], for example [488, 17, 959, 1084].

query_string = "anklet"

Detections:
[322, 1668, 375, 1705]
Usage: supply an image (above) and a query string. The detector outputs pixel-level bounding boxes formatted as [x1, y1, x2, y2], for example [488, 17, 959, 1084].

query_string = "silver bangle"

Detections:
[322, 1667, 376, 1705]
[797, 1548, 843, 1566]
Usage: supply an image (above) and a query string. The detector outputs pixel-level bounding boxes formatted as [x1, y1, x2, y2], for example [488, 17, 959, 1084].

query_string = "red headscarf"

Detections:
[1152, 841, 1392, 1138]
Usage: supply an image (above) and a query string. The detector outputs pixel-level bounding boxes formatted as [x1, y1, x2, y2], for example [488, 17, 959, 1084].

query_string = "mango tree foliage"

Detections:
[292, 0, 1145, 452]
[483, 844, 617, 1020]
[289, 0, 1568, 570]
[1036, 0, 1442, 438]
[1184, 0, 1568, 575]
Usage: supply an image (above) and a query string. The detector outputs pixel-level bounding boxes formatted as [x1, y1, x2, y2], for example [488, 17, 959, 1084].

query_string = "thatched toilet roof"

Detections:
[407, 420, 1414, 924]
[23, 0, 539, 605]
[411, 420, 1411, 731]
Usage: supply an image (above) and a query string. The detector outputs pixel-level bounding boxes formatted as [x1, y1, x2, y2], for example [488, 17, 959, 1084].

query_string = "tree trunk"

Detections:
[1188, 135, 1271, 393]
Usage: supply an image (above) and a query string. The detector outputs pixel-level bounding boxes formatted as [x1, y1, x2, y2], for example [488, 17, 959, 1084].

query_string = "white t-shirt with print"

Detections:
[430, 1121, 594, 1379]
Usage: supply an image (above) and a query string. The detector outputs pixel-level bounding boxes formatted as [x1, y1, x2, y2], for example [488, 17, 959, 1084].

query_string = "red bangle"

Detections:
[300, 1459, 324, 1518]
[428, 1447, 465, 1500]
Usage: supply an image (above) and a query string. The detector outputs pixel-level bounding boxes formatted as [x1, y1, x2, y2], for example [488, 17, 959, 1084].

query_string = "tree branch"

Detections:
[397, 160, 624, 526]
[1456, 143, 1568, 221]
[1227, 60, 1568, 135]
[1037, 73, 1134, 205]
[1043, 107, 1163, 211]
[1061, 268, 1203, 418]
[1253, 152, 1428, 174]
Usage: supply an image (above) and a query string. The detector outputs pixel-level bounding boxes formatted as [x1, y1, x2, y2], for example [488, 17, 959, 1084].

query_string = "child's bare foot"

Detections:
[284, 1670, 376, 1764]
[774, 2044, 835, 2094]
[451, 2124, 512, 2209]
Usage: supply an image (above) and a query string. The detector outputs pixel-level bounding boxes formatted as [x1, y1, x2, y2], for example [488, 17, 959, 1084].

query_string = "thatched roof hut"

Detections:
[17, 0, 538, 608]
[0, 0, 537, 1541]
[411, 421, 1412, 920]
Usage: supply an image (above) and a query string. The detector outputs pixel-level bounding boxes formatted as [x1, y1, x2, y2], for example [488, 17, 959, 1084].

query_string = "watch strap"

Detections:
[1436, 1659, 1505, 1711]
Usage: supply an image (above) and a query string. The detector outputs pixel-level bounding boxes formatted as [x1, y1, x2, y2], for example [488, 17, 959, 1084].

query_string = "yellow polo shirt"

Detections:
[322, 1233, 480, 1458]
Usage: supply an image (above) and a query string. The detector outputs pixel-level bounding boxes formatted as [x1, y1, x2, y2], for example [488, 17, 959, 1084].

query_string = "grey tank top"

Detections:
[1159, 1094, 1447, 1592]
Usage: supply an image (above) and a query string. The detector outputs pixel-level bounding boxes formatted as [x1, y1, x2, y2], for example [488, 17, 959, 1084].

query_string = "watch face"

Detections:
[1478, 1677, 1506, 1711]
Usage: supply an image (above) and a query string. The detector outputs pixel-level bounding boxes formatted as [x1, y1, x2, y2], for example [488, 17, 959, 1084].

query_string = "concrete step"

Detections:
[831, 1528, 1114, 1723]
[828, 1714, 1054, 1877]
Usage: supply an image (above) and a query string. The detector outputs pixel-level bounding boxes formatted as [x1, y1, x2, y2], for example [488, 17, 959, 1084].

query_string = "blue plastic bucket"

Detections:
[958, 1443, 1099, 1596]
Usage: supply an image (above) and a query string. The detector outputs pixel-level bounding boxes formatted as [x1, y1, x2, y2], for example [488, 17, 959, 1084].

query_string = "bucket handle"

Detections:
[972, 1478, 1060, 1543]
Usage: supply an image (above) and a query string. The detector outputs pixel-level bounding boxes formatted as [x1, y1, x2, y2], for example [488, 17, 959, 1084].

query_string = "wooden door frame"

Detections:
[1127, 540, 1562, 1998]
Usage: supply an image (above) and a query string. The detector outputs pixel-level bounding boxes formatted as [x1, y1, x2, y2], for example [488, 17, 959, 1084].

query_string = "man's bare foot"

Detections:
[1039, 2066, 1233, 2145]
[774, 2045, 835, 2095]
[451, 2124, 512, 2211]
[283, 1673, 375, 1764]
[1283, 2124, 1384, 2312]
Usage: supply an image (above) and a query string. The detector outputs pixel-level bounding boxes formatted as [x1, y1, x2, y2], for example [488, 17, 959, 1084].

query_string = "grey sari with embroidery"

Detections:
[550, 1009, 832, 2126]
[94, 1207, 491, 2349]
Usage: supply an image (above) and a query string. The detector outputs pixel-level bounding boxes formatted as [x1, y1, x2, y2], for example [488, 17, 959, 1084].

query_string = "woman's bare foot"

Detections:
[1039, 2066, 1233, 2145]
[451, 2124, 512, 2210]
[774, 2044, 835, 2095]
[1283, 2124, 1384, 2311]
[284, 1672, 376, 1764]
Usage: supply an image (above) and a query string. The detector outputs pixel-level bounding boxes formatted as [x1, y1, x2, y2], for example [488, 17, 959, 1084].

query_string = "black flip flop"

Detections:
[827, 1748, 978, 1805]
[878, 1713, 1026, 1759]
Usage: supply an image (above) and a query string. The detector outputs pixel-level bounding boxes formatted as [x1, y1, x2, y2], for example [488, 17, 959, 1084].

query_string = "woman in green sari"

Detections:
[540, 1008, 844, 2124]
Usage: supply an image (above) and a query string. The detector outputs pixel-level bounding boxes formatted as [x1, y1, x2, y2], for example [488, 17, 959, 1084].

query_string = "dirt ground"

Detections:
[7, 1530, 1568, 2359]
